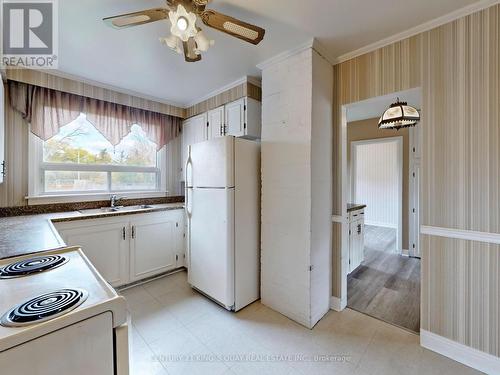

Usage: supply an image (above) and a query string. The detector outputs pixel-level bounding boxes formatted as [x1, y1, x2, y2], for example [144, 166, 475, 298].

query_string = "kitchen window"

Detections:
[29, 113, 168, 201]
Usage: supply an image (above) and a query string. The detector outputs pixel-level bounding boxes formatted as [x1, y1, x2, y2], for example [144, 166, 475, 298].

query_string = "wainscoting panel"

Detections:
[421, 234, 499, 357]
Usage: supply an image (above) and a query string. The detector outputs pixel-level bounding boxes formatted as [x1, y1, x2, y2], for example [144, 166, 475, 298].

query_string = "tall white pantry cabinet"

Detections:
[260, 48, 333, 329]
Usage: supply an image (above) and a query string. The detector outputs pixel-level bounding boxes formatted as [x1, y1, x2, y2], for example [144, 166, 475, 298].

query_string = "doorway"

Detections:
[339, 88, 422, 333]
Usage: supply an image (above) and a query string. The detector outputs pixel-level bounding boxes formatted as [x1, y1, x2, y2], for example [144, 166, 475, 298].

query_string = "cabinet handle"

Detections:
[357, 224, 362, 234]
[1, 161, 5, 177]
[122, 227, 126, 240]
[223, 124, 227, 135]
[131, 226, 136, 239]
[220, 124, 223, 136]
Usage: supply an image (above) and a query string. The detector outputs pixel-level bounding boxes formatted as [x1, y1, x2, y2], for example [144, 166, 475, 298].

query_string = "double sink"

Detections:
[78, 205, 154, 215]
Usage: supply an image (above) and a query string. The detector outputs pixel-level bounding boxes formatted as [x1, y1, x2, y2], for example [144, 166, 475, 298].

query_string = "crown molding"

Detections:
[256, 38, 335, 71]
[334, 0, 500, 65]
[185, 75, 258, 108]
[256, 38, 315, 71]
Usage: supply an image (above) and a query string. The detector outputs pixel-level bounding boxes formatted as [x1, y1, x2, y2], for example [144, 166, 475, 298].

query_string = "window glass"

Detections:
[44, 171, 107, 192]
[43, 114, 157, 167]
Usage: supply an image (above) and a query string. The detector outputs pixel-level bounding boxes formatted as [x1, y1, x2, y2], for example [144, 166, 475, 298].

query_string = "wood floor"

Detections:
[347, 226, 421, 333]
[364, 225, 397, 253]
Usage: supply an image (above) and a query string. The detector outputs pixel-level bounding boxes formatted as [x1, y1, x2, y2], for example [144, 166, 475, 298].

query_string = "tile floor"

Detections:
[120, 270, 481, 375]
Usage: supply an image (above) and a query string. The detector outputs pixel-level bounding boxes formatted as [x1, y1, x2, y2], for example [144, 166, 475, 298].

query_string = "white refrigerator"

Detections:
[185, 136, 260, 311]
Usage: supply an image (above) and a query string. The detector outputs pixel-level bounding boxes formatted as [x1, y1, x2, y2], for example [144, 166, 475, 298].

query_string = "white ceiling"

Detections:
[57, 0, 481, 107]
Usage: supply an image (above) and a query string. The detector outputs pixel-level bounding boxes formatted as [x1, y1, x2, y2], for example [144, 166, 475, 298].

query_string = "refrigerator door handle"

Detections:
[185, 146, 192, 218]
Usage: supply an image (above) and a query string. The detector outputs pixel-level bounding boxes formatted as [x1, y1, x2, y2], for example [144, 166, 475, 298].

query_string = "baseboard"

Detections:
[420, 329, 500, 374]
[330, 296, 347, 312]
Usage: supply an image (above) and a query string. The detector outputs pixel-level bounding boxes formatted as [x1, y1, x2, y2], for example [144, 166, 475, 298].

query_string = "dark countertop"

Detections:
[347, 203, 366, 212]
[0, 203, 184, 260]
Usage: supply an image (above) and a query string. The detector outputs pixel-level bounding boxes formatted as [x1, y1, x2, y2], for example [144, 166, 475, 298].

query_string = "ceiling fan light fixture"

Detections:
[194, 30, 214, 54]
[177, 16, 188, 31]
[378, 99, 420, 130]
[169, 4, 198, 42]
[159, 34, 183, 54]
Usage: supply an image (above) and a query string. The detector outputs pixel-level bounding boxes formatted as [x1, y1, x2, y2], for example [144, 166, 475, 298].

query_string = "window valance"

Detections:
[7, 80, 182, 150]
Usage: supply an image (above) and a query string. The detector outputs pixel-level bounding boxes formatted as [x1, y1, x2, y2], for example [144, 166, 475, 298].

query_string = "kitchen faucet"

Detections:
[110, 195, 126, 208]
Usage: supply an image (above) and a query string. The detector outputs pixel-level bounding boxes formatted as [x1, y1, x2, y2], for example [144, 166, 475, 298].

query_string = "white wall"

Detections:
[352, 140, 399, 228]
[260, 47, 332, 329]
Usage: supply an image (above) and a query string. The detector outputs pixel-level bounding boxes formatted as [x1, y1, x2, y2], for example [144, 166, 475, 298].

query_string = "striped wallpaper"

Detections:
[6, 69, 185, 118]
[185, 81, 262, 118]
[332, 4, 500, 357]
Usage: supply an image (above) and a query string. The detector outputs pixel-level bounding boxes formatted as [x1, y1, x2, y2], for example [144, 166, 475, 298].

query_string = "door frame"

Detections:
[350, 137, 403, 254]
[335, 87, 422, 311]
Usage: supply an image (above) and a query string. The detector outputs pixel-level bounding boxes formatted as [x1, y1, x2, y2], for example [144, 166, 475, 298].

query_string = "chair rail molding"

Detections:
[420, 225, 500, 245]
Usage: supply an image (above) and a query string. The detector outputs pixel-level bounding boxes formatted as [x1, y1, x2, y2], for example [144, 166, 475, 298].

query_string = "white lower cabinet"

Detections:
[55, 210, 185, 287]
[348, 209, 365, 273]
[130, 216, 176, 282]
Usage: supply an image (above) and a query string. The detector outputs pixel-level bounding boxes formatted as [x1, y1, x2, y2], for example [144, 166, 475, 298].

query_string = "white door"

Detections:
[56, 221, 129, 287]
[189, 188, 235, 308]
[130, 215, 176, 282]
[208, 106, 224, 139]
[225, 98, 245, 137]
[190, 136, 234, 188]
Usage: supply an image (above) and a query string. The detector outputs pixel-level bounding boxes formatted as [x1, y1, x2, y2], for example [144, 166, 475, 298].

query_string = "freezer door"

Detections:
[190, 136, 234, 188]
[188, 188, 234, 309]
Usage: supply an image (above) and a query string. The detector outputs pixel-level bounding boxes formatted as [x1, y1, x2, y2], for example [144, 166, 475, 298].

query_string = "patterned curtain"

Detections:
[7, 80, 182, 150]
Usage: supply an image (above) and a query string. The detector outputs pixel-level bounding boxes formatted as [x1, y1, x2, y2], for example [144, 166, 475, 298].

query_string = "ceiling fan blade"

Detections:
[200, 10, 265, 45]
[103, 8, 168, 29]
[183, 38, 202, 62]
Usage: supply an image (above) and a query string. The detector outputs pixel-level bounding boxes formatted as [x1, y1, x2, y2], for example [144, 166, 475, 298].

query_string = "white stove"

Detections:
[0, 247, 129, 374]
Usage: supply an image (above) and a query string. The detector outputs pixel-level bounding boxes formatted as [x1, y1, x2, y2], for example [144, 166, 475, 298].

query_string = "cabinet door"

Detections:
[191, 113, 208, 143]
[225, 98, 245, 137]
[172, 210, 186, 267]
[349, 219, 364, 273]
[56, 221, 129, 287]
[208, 106, 224, 139]
[182, 113, 208, 177]
[130, 215, 176, 281]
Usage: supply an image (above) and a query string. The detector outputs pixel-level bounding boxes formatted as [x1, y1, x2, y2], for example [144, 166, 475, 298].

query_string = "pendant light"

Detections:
[378, 99, 420, 130]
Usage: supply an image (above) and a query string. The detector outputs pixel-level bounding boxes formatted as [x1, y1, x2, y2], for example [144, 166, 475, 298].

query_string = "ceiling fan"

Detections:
[103, 0, 265, 62]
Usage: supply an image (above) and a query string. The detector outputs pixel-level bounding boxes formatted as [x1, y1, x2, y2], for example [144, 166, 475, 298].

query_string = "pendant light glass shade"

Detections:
[378, 99, 420, 130]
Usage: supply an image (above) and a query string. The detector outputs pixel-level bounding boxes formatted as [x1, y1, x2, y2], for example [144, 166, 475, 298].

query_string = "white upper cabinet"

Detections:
[208, 106, 225, 139]
[225, 97, 261, 139]
[181, 97, 261, 181]
[225, 98, 246, 137]
[0, 79, 5, 184]
[182, 113, 208, 174]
